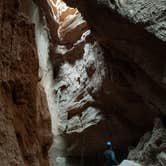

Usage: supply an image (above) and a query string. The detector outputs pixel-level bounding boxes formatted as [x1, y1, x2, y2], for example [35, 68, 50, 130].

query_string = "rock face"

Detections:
[47, 1, 107, 165]
[63, 1, 166, 114]
[0, 0, 52, 165]
[2, 0, 166, 165]
[60, 0, 166, 164]
[128, 118, 166, 166]
[119, 160, 141, 166]
[46, 0, 164, 165]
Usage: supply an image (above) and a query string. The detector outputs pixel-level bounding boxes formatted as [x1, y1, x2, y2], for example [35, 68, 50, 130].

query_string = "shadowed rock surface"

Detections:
[62, 0, 166, 165]
[128, 118, 166, 166]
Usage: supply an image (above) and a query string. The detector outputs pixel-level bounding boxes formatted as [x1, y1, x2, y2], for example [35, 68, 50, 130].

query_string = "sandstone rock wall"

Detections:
[0, 0, 52, 165]
[3, 0, 164, 165]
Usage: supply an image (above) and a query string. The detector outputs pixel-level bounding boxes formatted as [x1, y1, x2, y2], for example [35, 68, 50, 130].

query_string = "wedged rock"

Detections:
[119, 160, 142, 166]
[157, 152, 166, 166]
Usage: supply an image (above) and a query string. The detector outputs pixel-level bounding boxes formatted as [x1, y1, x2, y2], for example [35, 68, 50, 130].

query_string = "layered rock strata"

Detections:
[47, 1, 107, 165]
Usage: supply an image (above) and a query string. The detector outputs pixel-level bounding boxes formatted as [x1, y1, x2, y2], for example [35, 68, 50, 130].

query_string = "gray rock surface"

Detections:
[63, 0, 166, 165]
[128, 118, 166, 166]
[119, 160, 141, 166]
[116, 0, 166, 41]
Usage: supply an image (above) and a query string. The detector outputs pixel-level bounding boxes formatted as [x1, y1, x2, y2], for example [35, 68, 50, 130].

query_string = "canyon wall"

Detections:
[43, 0, 166, 165]
[0, 0, 52, 165]
[1, 0, 166, 165]
[45, 0, 160, 165]
[47, 1, 106, 165]
[63, 0, 166, 165]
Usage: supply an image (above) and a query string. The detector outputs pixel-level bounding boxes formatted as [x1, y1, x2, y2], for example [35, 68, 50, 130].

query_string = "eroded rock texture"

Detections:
[47, 1, 107, 165]
[2, 0, 166, 165]
[62, 0, 166, 164]
[0, 0, 52, 165]
[128, 118, 166, 166]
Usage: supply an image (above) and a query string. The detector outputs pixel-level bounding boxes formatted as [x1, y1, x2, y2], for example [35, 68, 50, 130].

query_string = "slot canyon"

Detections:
[0, 0, 166, 165]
